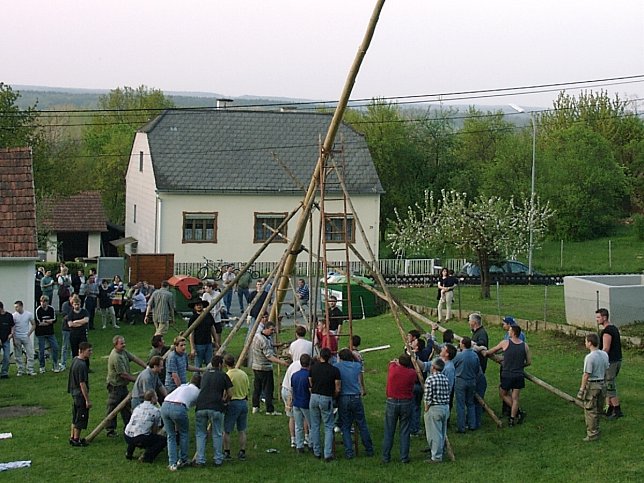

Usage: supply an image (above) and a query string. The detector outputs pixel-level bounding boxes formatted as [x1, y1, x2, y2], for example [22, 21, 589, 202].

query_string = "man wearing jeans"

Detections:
[222, 265, 236, 316]
[423, 358, 450, 463]
[251, 322, 288, 415]
[453, 337, 480, 433]
[195, 355, 233, 467]
[382, 353, 417, 464]
[187, 298, 216, 368]
[35, 295, 60, 373]
[289, 354, 312, 453]
[12, 301, 36, 376]
[335, 348, 374, 459]
[160, 374, 201, 471]
[308, 347, 341, 462]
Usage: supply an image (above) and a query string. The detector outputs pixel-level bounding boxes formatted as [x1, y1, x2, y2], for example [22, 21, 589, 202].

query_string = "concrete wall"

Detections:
[0, 259, 37, 311]
[564, 274, 644, 328]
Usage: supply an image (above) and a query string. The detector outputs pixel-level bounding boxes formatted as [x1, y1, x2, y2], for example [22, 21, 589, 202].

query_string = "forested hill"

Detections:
[13, 85, 312, 110]
[12, 85, 530, 125]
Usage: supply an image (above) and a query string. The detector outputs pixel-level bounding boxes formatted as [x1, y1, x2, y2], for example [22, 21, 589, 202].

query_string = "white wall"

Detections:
[88, 232, 102, 258]
[564, 274, 644, 328]
[157, 192, 380, 264]
[125, 133, 157, 255]
[0, 259, 37, 312]
[46, 233, 57, 262]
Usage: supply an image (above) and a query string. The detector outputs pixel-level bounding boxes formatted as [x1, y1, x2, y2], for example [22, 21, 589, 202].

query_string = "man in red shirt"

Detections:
[382, 353, 418, 464]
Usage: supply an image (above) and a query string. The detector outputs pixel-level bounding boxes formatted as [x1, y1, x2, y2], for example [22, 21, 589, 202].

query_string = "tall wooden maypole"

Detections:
[270, 0, 387, 321]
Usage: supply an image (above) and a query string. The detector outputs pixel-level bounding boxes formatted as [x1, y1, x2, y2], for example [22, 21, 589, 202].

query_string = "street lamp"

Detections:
[509, 104, 536, 275]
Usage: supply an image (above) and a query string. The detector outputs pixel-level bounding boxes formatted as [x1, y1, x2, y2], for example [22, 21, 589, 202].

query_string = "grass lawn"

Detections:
[527, 225, 644, 275]
[1, 311, 642, 482]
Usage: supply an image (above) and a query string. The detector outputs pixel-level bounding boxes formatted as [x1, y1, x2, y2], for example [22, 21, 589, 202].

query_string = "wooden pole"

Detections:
[361, 283, 585, 410]
[474, 393, 503, 428]
[270, 0, 387, 322]
[85, 393, 132, 443]
[236, 249, 292, 369]
[329, 160, 455, 459]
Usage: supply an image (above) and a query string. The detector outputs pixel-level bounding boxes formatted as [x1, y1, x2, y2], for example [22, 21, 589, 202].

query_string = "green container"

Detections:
[168, 275, 203, 314]
[323, 275, 379, 318]
[171, 287, 191, 313]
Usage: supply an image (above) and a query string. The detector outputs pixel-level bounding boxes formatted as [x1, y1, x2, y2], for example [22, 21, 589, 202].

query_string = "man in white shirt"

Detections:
[12, 301, 36, 376]
[288, 325, 313, 364]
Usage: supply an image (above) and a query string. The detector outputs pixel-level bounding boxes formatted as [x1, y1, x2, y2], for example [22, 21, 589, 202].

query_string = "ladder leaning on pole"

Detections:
[318, 136, 355, 350]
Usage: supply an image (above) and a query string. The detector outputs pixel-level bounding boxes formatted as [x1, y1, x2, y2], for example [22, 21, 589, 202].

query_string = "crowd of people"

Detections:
[1, 269, 626, 470]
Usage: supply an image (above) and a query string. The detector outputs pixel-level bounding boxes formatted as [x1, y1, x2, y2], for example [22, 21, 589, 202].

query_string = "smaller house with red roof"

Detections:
[41, 191, 108, 262]
[0, 147, 38, 310]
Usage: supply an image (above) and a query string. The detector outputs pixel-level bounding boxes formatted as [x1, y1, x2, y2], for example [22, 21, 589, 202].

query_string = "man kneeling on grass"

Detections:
[68, 342, 92, 447]
[124, 390, 166, 462]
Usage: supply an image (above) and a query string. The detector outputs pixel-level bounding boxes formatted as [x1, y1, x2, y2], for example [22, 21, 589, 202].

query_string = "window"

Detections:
[254, 213, 287, 243]
[139, 151, 144, 172]
[133, 204, 137, 224]
[183, 212, 217, 243]
[324, 214, 355, 243]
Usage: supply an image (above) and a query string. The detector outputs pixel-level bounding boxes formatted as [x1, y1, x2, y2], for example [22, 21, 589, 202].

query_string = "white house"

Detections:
[124, 108, 383, 265]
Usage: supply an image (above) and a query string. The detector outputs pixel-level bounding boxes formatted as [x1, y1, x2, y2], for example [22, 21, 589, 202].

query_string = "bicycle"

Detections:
[197, 257, 233, 281]
[197, 257, 261, 281]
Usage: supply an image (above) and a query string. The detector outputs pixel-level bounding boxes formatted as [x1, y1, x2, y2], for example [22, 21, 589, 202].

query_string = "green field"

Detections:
[532, 225, 644, 274]
[1, 310, 642, 482]
[390, 285, 567, 325]
[384, 224, 644, 275]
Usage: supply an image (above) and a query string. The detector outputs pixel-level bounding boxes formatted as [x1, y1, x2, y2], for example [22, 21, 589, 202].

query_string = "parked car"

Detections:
[458, 261, 541, 277]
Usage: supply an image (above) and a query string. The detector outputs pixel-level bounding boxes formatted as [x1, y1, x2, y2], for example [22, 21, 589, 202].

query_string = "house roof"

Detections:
[0, 147, 38, 258]
[139, 109, 384, 194]
[42, 191, 108, 232]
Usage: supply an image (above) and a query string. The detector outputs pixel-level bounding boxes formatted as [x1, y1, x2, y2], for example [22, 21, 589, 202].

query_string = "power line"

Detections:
[3, 96, 642, 131]
[4, 74, 643, 119]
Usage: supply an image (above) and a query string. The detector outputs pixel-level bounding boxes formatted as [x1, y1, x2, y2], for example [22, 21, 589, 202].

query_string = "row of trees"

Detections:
[345, 91, 643, 243]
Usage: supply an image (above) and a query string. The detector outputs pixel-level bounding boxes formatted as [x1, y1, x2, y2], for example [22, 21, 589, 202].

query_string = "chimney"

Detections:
[216, 98, 233, 109]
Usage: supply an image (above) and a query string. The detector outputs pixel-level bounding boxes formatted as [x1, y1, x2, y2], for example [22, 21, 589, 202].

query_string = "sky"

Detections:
[3, 0, 644, 109]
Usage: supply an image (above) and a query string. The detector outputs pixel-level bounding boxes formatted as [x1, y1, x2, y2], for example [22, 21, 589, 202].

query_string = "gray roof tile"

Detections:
[140, 109, 383, 194]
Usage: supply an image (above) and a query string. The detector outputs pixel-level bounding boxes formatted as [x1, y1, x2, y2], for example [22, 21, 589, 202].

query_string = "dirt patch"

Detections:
[0, 405, 47, 419]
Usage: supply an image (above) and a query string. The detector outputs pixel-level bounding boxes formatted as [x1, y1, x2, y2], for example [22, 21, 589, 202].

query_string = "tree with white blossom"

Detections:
[388, 190, 554, 298]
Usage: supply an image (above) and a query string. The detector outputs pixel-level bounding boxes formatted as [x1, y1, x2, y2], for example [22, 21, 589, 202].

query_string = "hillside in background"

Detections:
[12, 84, 538, 126]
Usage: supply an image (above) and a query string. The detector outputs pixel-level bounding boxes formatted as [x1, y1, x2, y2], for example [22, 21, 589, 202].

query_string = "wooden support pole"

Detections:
[329, 162, 455, 460]
[85, 392, 132, 443]
[361, 282, 585, 410]
[270, 0, 387, 321]
[475, 393, 503, 428]
[236, 249, 292, 369]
